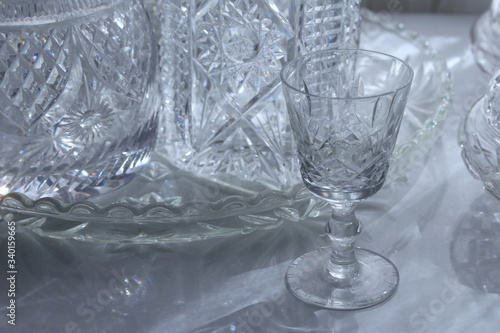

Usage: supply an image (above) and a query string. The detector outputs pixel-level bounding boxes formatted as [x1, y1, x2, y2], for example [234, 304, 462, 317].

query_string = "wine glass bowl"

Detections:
[281, 49, 413, 310]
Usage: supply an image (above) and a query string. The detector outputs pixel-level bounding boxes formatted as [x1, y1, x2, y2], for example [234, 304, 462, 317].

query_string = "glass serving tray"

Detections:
[0, 10, 453, 243]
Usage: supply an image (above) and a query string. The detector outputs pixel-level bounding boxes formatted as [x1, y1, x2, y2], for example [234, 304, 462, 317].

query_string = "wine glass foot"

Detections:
[285, 247, 399, 310]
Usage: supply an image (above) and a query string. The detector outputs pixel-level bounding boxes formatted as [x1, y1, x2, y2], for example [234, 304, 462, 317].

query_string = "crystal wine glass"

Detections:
[280, 49, 413, 309]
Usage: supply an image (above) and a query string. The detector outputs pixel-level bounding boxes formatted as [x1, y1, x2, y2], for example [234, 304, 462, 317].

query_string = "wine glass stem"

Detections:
[326, 200, 362, 280]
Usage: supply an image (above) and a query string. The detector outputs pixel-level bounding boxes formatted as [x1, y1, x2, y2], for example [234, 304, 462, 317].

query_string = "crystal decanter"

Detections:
[156, 0, 299, 187]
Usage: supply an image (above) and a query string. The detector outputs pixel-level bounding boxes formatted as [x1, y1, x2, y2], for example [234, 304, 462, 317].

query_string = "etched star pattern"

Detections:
[160, 0, 299, 186]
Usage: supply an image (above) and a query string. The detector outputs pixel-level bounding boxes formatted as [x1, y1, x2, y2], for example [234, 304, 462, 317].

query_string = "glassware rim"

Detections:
[0, 0, 116, 4]
[0, 0, 122, 25]
[280, 48, 414, 101]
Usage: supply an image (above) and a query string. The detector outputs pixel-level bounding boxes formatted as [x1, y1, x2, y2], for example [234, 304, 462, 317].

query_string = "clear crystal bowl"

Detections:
[0, 10, 453, 243]
[460, 97, 500, 199]
[0, 0, 160, 202]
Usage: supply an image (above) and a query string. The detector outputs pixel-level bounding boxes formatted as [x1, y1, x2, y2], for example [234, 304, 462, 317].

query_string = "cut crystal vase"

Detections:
[156, 0, 361, 187]
[156, 0, 298, 186]
[0, 0, 160, 202]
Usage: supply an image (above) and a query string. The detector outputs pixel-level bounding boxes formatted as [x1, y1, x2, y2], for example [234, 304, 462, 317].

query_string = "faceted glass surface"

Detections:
[485, 69, 500, 127]
[281, 49, 413, 201]
[290, 0, 361, 55]
[461, 69, 500, 197]
[157, 0, 298, 186]
[156, 0, 361, 186]
[0, 0, 160, 202]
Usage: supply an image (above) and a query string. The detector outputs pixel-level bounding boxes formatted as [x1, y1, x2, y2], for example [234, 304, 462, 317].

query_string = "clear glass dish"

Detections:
[0, 10, 453, 243]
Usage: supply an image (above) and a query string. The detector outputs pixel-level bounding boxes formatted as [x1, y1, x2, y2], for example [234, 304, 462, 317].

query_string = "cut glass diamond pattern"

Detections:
[290, 0, 361, 55]
[0, 0, 159, 202]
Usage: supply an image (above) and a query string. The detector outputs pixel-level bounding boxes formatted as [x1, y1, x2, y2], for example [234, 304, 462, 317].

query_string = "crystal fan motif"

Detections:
[157, 0, 298, 186]
[0, 0, 160, 202]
